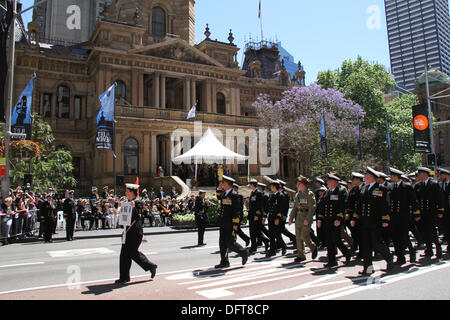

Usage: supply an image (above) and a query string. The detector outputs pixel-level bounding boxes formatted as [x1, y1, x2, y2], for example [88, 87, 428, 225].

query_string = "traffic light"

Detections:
[427, 153, 436, 166]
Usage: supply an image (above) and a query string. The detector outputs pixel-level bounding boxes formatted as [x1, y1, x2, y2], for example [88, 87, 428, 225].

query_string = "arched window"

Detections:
[152, 7, 166, 37]
[124, 138, 139, 175]
[216, 92, 226, 114]
[115, 80, 126, 104]
[56, 85, 70, 119]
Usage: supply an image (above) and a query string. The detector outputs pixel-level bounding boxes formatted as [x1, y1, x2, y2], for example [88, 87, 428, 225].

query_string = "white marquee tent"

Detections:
[172, 127, 249, 180]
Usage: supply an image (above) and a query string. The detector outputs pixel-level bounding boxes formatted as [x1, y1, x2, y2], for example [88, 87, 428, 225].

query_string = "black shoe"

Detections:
[242, 250, 249, 266]
[437, 248, 443, 259]
[245, 238, 250, 247]
[264, 241, 270, 253]
[282, 247, 287, 256]
[325, 261, 338, 268]
[198, 243, 207, 246]
[215, 262, 230, 269]
[115, 278, 130, 285]
[266, 251, 276, 257]
[312, 248, 318, 260]
[149, 265, 157, 279]
[294, 257, 306, 263]
[421, 251, 433, 258]
[358, 268, 374, 276]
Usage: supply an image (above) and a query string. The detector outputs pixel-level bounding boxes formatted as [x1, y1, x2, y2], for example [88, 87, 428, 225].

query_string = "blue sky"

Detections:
[19, 0, 394, 84]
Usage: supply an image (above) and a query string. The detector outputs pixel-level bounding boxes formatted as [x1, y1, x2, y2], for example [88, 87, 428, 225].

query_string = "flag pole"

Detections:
[1, 0, 17, 198]
[259, 0, 264, 42]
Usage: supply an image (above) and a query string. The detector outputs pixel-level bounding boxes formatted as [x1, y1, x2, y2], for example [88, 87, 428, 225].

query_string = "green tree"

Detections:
[0, 113, 76, 190]
[385, 94, 422, 171]
[317, 57, 398, 168]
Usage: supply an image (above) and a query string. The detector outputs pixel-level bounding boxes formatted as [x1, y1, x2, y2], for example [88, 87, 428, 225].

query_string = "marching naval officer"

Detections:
[115, 183, 157, 284]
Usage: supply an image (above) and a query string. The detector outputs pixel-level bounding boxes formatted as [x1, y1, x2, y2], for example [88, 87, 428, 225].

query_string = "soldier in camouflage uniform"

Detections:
[288, 176, 318, 262]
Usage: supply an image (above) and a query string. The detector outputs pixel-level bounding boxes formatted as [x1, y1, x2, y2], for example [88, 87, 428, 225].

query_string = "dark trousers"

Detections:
[236, 224, 250, 245]
[119, 233, 156, 281]
[249, 216, 269, 250]
[65, 219, 75, 240]
[268, 215, 286, 253]
[391, 218, 410, 259]
[418, 217, 441, 255]
[219, 226, 247, 264]
[281, 219, 296, 242]
[322, 224, 351, 264]
[196, 218, 207, 245]
[410, 220, 423, 246]
[346, 220, 361, 252]
[43, 220, 53, 242]
[361, 226, 393, 269]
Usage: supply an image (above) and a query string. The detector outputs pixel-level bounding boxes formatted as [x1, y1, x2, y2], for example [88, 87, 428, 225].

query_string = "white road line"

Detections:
[315, 261, 450, 300]
[188, 263, 307, 290]
[0, 262, 45, 269]
[47, 248, 115, 258]
[238, 272, 343, 300]
[0, 260, 271, 296]
[178, 262, 280, 285]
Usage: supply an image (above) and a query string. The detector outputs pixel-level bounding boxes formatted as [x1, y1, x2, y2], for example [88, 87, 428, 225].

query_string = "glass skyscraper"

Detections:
[385, 0, 450, 91]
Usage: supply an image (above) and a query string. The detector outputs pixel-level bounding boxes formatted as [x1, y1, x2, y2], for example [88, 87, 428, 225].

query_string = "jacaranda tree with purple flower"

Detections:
[253, 83, 373, 177]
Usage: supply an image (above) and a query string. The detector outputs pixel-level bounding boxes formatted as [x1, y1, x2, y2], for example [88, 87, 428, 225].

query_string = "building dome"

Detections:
[415, 69, 450, 89]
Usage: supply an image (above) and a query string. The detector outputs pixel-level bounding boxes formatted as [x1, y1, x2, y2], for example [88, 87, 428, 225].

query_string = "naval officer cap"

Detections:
[199, 190, 207, 194]
[438, 168, 450, 175]
[125, 183, 140, 190]
[377, 171, 388, 180]
[257, 182, 267, 188]
[315, 178, 325, 185]
[222, 176, 236, 184]
[417, 167, 431, 174]
[269, 180, 281, 187]
[366, 167, 380, 178]
[277, 179, 287, 186]
[351, 172, 364, 180]
[233, 183, 240, 189]
[327, 173, 341, 182]
[68, 190, 74, 194]
[248, 179, 259, 186]
[389, 168, 404, 176]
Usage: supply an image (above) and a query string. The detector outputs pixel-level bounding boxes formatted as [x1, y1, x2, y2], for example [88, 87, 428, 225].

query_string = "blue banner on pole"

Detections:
[386, 119, 392, 164]
[11, 75, 34, 141]
[320, 111, 327, 158]
[96, 84, 116, 150]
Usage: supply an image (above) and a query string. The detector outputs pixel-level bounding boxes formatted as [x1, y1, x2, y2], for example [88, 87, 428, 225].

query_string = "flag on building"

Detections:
[96, 84, 116, 150]
[320, 111, 327, 158]
[187, 102, 197, 119]
[258, 0, 262, 19]
[11, 75, 34, 141]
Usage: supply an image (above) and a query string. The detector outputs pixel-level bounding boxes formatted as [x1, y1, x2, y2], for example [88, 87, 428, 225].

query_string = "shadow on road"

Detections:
[180, 245, 202, 250]
[191, 266, 244, 279]
[81, 280, 150, 296]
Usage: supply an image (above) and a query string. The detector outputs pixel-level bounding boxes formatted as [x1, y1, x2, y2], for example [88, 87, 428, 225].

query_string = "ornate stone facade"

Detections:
[14, 0, 305, 193]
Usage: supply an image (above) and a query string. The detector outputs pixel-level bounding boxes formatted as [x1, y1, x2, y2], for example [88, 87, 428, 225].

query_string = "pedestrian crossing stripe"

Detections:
[47, 248, 115, 258]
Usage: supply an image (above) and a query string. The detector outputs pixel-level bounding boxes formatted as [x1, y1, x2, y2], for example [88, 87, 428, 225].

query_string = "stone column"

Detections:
[143, 133, 150, 175]
[211, 82, 217, 113]
[153, 72, 160, 108]
[190, 78, 196, 107]
[151, 133, 157, 177]
[138, 72, 144, 106]
[184, 78, 191, 110]
[131, 69, 138, 105]
[205, 81, 212, 113]
[160, 74, 166, 109]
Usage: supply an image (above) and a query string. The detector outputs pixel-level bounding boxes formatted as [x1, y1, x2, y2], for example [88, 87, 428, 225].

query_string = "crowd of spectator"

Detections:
[0, 184, 221, 245]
